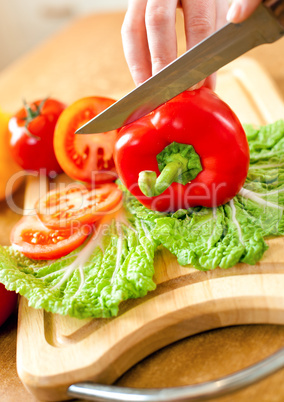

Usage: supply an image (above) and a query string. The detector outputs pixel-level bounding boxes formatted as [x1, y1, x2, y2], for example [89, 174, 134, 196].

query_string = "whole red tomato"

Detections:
[0, 283, 18, 327]
[114, 88, 250, 212]
[9, 98, 66, 176]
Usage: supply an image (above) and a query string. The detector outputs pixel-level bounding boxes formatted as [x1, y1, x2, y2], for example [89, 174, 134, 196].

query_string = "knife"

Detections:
[76, 0, 284, 135]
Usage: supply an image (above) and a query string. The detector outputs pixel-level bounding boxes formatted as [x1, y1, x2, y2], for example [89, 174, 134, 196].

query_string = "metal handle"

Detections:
[68, 347, 284, 402]
[264, 0, 284, 27]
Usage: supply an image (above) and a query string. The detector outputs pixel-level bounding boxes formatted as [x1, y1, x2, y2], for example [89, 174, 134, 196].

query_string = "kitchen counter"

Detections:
[1, 11, 284, 402]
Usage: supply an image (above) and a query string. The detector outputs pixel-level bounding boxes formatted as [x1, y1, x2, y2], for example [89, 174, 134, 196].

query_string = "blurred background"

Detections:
[0, 0, 128, 71]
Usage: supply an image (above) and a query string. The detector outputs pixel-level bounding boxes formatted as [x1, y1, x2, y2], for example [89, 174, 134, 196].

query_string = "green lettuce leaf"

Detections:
[124, 192, 268, 270]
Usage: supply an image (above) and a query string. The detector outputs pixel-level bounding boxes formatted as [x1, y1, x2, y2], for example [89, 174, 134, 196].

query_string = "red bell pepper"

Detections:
[114, 88, 250, 212]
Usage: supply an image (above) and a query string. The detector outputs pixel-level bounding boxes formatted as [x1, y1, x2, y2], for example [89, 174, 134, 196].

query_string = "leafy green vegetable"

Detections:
[0, 211, 157, 318]
[124, 191, 268, 270]
[0, 120, 284, 318]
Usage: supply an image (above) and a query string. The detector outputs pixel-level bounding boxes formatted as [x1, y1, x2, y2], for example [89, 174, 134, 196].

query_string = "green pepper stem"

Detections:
[138, 159, 185, 197]
[22, 98, 48, 140]
[138, 142, 203, 198]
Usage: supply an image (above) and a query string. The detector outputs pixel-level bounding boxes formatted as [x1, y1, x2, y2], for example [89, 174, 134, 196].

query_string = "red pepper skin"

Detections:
[114, 88, 250, 212]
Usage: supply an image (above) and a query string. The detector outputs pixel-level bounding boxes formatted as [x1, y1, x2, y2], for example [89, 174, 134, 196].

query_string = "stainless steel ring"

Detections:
[67, 346, 284, 402]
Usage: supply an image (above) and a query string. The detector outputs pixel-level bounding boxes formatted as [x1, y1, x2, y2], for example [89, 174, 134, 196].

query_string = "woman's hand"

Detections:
[121, 0, 262, 87]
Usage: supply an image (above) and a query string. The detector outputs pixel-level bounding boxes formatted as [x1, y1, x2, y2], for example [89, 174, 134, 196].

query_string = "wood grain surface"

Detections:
[1, 10, 284, 402]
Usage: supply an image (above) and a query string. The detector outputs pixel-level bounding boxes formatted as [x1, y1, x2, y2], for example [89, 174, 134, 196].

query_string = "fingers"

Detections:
[122, 0, 219, 88]
[182, 0, 216, 52]
[121, 0, 151, 86]
[182, 0, 216, 90]
[205, 0, 228, 90]
[122, 0, 179, 85]
[215, 0, 229, 30]
[145, 0, 179, 76]
[226, 0, 262, 23]
[203, 74, 217, 91]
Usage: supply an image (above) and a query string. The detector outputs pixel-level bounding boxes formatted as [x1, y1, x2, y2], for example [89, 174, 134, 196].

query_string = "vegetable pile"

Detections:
[0, 119, 284, 319]
[0, 95, 118, 326]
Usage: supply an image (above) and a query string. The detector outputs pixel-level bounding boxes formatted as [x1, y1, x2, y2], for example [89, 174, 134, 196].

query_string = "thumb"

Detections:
[226, 0, 262, 23]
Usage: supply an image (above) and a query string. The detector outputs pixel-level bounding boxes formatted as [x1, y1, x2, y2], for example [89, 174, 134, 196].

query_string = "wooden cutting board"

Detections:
[17, 58, 284, 401]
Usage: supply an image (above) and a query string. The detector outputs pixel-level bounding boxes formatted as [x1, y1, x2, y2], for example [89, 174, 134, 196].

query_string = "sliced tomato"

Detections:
[10, 215, 91, 260]
[54, 96, 118, 184]
[35, 183, 122, 230]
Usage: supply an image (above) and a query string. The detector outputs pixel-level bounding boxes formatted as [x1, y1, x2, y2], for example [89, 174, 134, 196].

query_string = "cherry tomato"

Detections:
[10, 215, 91, 260]
[54, 96, 118, 184]
[9, 98, 66, 176]
[0, 284, 18, 327]
[36, 183, 122, 230]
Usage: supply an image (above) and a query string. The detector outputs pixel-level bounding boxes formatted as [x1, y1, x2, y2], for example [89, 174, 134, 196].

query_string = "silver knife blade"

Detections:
[76, 3, 284, 134]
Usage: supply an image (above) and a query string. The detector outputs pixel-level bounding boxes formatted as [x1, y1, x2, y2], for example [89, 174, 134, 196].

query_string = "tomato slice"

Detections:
[54, 96, 118, 184]
[10, 215, 91, 260]
[35, 183, 122, 230]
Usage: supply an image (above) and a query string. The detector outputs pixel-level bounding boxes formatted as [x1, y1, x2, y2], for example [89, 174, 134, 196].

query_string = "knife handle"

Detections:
[264, 0, 284, 27]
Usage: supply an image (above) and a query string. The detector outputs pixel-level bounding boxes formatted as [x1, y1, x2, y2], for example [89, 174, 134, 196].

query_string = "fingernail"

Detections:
[226, 1, 242, 23]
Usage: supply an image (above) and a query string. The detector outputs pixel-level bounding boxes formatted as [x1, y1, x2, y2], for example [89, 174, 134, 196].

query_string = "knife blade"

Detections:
[76, 1, 284, 134]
